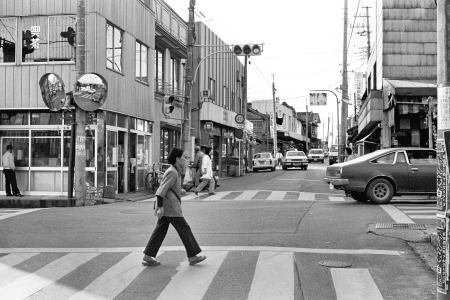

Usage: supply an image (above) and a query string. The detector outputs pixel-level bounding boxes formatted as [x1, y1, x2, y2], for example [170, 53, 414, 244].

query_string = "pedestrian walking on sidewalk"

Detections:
[194, 147, 215, 196]
[276, 151, 283, 166]
[2, 145, 23, 197]
[143, 147, 206, 266]
[191, 146, 204, 187]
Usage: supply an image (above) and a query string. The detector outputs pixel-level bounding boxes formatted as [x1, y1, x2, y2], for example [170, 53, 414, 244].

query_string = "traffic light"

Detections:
[233, 44, 262, 56]
[22, 30, 36, 55]
[60, 27, 76, 47]
[162, 95, 175, 118]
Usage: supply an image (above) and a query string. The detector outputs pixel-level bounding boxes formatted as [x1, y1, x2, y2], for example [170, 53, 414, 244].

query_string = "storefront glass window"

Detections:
[1, 112, 29, 125]
[85, 130, 95, 168]
[117, 114, 127, 128]
[1, 133, 29, 167]
[106, 111, 116, 126]
[31, 130, 61, 167]
[31, 112, 61, 125]
[107, 131, 118, 167]
[63, 131, 71, 167]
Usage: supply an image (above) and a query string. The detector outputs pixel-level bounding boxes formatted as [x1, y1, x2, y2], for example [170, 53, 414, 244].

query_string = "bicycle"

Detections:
[146, 163, 163, 193]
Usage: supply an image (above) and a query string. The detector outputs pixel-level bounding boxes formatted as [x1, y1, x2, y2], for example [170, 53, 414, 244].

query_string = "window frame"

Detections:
[106, 22, 123, 73]
[135, 40, 148, 84]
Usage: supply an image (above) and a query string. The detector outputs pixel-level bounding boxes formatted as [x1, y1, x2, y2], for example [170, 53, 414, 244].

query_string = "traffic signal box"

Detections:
[60, 27, 76, 47]
[22, 30, 36, 56]
[233, 44, 262, 56]
[163, 95, 175, 118]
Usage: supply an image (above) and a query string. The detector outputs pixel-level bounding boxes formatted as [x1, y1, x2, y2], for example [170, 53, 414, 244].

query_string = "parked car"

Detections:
[323, 147, 437, 204]
[308, 149, 325, 163]
[328, 144, 339, 165]
[253, 152, 276, 172]
[283, 150, 309, 170]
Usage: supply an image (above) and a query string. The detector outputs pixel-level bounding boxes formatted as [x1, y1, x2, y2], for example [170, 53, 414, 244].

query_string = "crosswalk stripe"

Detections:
[266, 191, 286, 200]
[329, 196, 346, 202]
[204, 191, 232, 201]
[182, 193, 199, 201]
[331, 268, 383, 300]
[156, 251, 228, 300]
[403, 210, 436, 213]
[299, 192, 316, 201]
[248, 251, 294, 300]
[379, 204, 414, 224]
[69, 252, 153, 300]
[409, 215, 436, 219]
[0, 252, 99, 300]
[0, 253, 38, 273]
[234, 190, 260, 200]
[0, 208, 44, 221]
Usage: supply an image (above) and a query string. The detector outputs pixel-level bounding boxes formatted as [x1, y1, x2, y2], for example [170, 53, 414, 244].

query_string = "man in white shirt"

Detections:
[2, 145, 22, 197]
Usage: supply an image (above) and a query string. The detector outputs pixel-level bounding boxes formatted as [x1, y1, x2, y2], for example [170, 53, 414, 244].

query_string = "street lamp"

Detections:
[310, 89, 341, 161]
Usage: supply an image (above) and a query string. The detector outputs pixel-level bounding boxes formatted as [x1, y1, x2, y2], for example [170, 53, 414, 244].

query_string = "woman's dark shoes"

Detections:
[14, 193, 23, 197]
[6, 194, 13, 197]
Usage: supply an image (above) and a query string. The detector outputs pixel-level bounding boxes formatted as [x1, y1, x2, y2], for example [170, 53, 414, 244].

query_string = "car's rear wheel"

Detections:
[254, 169, 259, 173]
[366, 179, 394, 204]
[303, 166, 308, 170]
[350, 192, 368, 202]
[271, 167, 275, 172]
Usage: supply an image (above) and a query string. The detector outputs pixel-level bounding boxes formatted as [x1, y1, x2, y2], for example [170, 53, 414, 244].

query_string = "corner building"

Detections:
[0, 0, 156, 195]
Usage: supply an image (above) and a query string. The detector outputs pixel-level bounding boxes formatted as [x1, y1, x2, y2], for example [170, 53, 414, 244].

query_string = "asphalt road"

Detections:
[0, 161, 437, 299]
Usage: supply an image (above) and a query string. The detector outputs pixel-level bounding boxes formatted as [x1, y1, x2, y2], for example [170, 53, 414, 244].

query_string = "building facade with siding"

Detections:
[354, 0, 437, 154]
[0, 0, 156, 195]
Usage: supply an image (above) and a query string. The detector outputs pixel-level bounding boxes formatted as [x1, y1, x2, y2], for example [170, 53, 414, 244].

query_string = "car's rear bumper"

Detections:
[323, 177, 349, 189]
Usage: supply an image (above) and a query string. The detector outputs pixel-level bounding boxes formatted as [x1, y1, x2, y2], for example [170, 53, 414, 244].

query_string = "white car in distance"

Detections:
[283, 150, 309, 170]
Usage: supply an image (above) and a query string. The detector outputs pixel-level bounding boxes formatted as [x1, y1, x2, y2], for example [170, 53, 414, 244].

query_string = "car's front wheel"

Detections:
[366, 179, 394, 204]
[350, 192, 368, 202]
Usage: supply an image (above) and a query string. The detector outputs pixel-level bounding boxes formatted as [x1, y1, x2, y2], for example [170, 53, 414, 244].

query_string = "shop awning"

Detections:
[354, 125, 380, 145]
[351, 121, 379, 143]
[385, 79, 437, 96]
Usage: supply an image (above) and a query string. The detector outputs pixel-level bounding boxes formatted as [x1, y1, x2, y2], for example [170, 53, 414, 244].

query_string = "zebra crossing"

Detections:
[0, 208, 44, 221]
[392, 202, 437, 221]
[144, 190, 349, 202]
[0, 246, 398, 300]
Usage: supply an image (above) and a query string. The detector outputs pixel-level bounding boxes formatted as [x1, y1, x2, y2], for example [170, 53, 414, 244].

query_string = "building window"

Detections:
[208, 77, 216, 103]
[223, 86, 229, 109]
[155, 48, 164, 92]
[1, 16, 76, 63]
[171, 57, 180, 94]
[106, 22, 123, 72]
[231, 92, 236, 112]
[135, 41, 148, 83]
[0, 18, 17, 63]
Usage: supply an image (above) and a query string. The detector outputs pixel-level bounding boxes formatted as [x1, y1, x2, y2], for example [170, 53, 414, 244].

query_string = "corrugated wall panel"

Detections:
[28, 66, 38, 107]
[0, 67, 5, 107]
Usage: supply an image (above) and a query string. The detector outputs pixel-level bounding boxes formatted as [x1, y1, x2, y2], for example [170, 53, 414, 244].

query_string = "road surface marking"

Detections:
[403, 210, 436, 214]
[0, 252, 99, 300]
[156, 251, 227, 300]
[204, 191, 231, 201]
[379, 204, 414, 224]
[0, 246, 402, 256]
[0, 253, 38, 273]
[180, 193, 198, 201]
[0, 208, 44, 221]
[248, 251, 294, 300]
[329, 196, 346, 202]
[331, 268, 384, 300]
[298, 192, 316, 200]
[409, 215, 436, 219]
[234, 190, 260, 200]
[279, 178, 323, 182]
[266, 191, 286, 200]
[69, 252, 153, 300]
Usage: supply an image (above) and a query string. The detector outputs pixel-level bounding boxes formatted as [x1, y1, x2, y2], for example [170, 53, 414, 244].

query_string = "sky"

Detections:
[163, 0, 375, 142]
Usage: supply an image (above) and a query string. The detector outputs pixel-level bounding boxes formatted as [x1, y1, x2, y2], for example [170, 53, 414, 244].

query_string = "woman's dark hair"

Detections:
[167, 147, 184, 165]
[345, 147, 352, 155]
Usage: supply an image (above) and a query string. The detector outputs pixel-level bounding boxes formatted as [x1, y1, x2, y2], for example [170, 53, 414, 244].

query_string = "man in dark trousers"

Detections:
[191, 146, 204, 187]
[2, 145, 23, 197]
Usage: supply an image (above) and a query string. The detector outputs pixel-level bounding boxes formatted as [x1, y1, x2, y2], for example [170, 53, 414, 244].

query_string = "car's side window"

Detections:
[372, 153, 396, 164]
[406, 150, 437, 165]
[396, 152, 406, 163]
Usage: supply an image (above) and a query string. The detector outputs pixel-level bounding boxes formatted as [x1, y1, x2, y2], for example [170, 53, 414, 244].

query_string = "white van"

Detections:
[328, 144, 339, 165]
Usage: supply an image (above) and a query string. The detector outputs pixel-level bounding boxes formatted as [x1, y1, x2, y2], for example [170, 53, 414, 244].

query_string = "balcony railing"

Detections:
[155, 79, 184, 97]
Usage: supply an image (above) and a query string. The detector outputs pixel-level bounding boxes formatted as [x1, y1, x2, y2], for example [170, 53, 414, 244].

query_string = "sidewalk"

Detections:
[0, 174, 236, 208]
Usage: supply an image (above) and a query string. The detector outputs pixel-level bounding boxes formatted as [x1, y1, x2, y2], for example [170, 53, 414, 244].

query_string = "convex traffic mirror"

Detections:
[39, 73, 67, 111]
[73, 73, 108, 111]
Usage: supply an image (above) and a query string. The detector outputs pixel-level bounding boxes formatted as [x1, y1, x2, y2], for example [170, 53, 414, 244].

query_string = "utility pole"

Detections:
[244, 55, 249, 173]
[305, 103, 309, 153]
[327, 114, 330, 147]
[364, 6, 371, 60]
[74, 0, 86, 206]
[272, 74, 277, 155]
[436, 1, 450, 298]
[182, 0, 195, 160]
[340, 0, 349, 162]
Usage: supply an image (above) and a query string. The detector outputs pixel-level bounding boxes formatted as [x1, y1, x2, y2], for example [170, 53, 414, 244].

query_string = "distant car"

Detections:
[323, 147, 437, 204]
[308, 149, 325, 163]
[253, 152, 276, 172]
[283, 150, 309, 170]
[328, 144, 339, 165]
